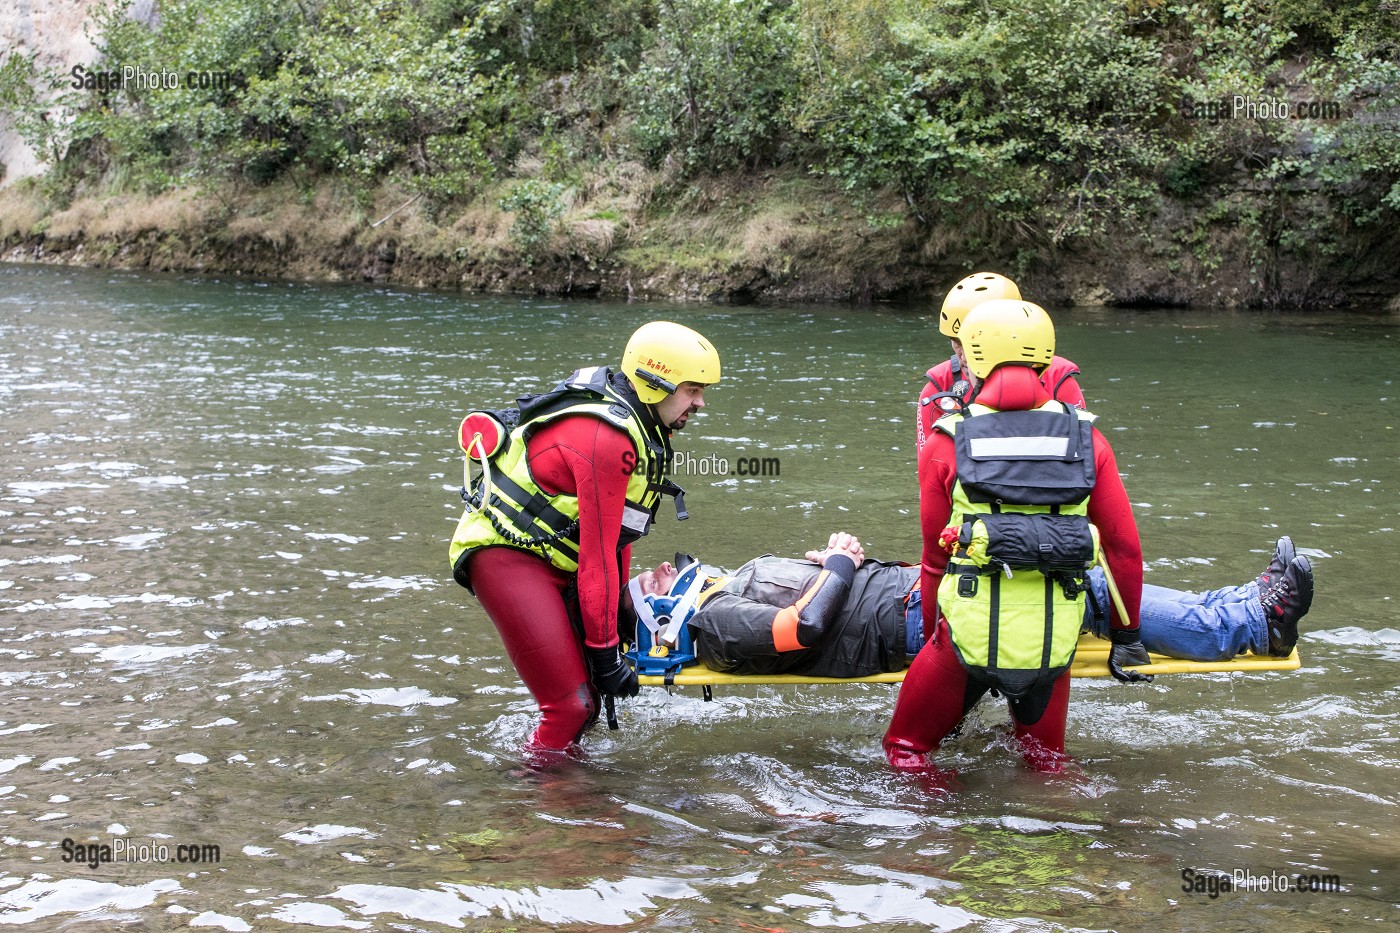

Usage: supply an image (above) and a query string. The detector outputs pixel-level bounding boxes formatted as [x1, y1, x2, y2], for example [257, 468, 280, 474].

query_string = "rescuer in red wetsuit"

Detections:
[449, 322, 721, 759]
[917, 272, 1086, 455]
[886, 299, 1151, 776]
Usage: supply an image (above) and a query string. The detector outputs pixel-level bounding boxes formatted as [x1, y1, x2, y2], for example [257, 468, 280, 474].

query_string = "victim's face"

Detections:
[635, 561, 679, 597]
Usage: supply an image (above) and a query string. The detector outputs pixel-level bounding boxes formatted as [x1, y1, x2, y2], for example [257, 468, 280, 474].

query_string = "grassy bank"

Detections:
[5, 166, 1398, 309]
[2, 0, 1397, 307]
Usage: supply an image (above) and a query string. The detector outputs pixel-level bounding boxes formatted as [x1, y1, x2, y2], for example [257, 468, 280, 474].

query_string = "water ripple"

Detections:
[0, 877, 181, 924]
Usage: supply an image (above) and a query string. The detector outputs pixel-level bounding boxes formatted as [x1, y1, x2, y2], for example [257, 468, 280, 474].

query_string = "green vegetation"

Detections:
[3, 0, 1398, 304]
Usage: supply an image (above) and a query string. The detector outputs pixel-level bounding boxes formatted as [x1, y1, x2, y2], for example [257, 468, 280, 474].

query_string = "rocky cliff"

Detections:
[0, 0, 137, 184]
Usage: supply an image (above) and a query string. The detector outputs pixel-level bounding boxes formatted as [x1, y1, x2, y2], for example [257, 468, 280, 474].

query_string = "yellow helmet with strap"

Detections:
[961, 299, 1055, 379]
[939, 272, 1021, 338]
[622, 321, 721, 405]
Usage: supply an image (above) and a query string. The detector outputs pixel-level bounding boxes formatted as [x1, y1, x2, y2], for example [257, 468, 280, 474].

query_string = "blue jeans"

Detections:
[1083, 568, 1268, 662]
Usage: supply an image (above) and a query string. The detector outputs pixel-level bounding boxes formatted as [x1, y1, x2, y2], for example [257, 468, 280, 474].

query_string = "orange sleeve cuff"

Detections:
[770, 569, 826, 652]
[771, 606, 802, 653]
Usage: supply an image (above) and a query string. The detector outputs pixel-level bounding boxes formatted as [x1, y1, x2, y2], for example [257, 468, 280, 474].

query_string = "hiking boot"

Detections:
[1258, 535, 1296, 588]
[1258, 555, 1312, 657]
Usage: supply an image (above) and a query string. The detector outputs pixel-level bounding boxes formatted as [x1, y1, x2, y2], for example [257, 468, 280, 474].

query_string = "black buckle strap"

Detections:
[652, 478, 689, 521]
[491, 471, 577, 533]
[1041, 575, 1055, 670]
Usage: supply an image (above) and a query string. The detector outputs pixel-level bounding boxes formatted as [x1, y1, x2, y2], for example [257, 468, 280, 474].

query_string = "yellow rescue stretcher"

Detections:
[638, 633, 1301, 688]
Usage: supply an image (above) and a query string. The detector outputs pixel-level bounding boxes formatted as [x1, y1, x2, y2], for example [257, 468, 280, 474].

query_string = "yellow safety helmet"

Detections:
[939, 272, 1021, 338]
[961, 299, 1055, 379]
[621, 321, 721, 404]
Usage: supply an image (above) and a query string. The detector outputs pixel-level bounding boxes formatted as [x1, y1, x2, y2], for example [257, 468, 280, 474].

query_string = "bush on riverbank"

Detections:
[2, 0, 1398, 306]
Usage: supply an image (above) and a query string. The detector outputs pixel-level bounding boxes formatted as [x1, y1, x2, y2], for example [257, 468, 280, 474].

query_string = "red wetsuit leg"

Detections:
[468, 546, 598, 752]
[883, 622, 985, 771]
[1010, 671, 1072, 773]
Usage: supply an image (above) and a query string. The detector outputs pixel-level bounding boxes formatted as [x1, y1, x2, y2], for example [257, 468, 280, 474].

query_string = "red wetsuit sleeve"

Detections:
[1086, 426, 1142, 630]
[917, 359, 957, 455]
[527, 416, 636, 649]
[917, 430, 958, 634]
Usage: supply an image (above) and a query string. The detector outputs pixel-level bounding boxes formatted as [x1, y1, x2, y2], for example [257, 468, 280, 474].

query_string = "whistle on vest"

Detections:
[941, 521, 992, 564]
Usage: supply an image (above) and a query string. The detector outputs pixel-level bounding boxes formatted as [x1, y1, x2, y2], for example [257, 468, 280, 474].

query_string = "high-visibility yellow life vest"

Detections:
[934, 400, 1099, 696]
[449, 367, 675, 590]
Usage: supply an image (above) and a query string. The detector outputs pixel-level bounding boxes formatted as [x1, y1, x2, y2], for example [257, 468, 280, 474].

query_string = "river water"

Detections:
[0, 262, 1395, 930]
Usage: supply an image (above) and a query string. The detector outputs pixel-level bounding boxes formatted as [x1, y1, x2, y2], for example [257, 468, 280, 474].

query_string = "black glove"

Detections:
[1108, 629, 1154, 683]
[585, 645, 639, 698]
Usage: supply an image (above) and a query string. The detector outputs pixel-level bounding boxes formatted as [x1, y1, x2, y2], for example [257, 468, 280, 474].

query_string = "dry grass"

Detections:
[104, 190, 204, 236]
[741, 202, 809, 258]
[580, 160, 655, 216]
[609, 170, 940, 302]
[917, 217, 969, 262]
[567, 217, 618, 259]
[223, 182, 358, 249]
[44, 189, 207, 239]
[0, 186, 46, 239]
[340, 182, 514, 263]
[511, 154, 546, 179]
[445, 195, 512, 247]
[41, 197, 100, 238]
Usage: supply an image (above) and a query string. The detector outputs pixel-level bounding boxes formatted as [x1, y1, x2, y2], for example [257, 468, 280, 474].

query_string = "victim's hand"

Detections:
[804, 531, 865, 569]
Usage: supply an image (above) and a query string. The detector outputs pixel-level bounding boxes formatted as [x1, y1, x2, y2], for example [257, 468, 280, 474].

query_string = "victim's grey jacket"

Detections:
[689, 556, 918, 677]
